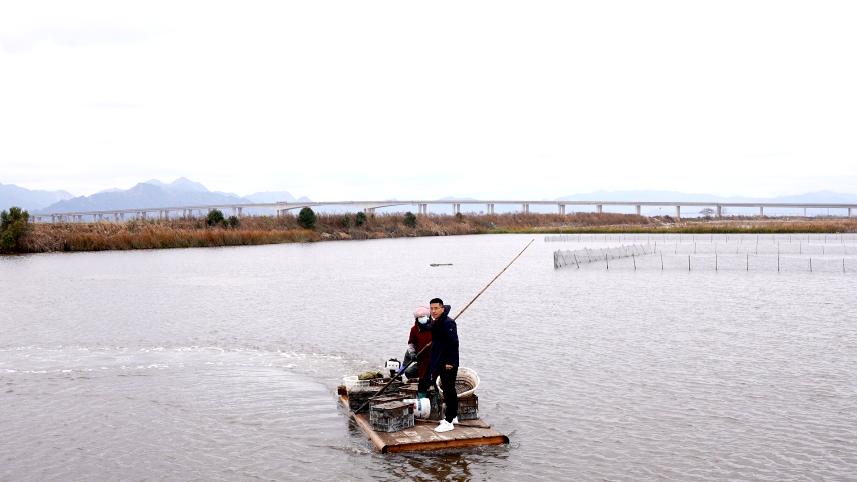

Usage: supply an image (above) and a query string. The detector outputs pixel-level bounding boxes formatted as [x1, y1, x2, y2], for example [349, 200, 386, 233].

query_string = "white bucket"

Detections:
[342, 375, 358, 389]
[404, 398, 431, 419]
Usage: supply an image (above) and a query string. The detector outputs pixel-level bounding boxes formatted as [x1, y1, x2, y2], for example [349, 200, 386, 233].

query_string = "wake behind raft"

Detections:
[338, 361, 509, 453]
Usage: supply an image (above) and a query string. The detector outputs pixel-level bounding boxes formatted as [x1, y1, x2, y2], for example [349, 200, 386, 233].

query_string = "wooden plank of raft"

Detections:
[342, 395, 509, 453]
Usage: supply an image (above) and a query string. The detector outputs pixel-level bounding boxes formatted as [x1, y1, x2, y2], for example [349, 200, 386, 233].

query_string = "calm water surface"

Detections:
[1, 234, 856, 481]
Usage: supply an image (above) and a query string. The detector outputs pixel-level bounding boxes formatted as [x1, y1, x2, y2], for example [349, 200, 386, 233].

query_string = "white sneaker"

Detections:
[452, 417, 459, 425]
[434, 420, 454, 433]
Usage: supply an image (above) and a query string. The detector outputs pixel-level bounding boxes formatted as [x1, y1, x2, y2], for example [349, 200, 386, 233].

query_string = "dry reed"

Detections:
[14, 213, 857, 253]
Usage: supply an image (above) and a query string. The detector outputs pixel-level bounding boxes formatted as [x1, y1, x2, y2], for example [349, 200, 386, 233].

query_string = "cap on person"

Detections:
[414, 306, 430, 324]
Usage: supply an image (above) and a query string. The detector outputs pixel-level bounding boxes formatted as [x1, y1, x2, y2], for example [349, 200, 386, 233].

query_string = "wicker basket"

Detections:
[436, 366, 480, 398]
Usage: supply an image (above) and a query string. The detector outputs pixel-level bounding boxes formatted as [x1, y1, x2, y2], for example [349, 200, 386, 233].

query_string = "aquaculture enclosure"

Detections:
[551, 233, 857, 273]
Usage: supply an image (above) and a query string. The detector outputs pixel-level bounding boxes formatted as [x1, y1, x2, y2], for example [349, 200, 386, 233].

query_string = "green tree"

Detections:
[339, 214, 352, 228]
[355, 211, 367, 227]
[227, 215, 240, 228]
[297, 207, 317, 229]
[206, 209, 225, 227]
[0, 206, 30, 253]
[403, 211, 417, 228]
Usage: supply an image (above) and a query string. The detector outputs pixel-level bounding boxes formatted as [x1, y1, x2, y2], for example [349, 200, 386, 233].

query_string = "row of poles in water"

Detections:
[544, 233, 857, 244]
[553, 244, 856, 273]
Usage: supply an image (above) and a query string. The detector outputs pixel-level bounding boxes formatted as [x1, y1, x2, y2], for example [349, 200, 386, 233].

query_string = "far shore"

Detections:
[9, 212, 857, 254]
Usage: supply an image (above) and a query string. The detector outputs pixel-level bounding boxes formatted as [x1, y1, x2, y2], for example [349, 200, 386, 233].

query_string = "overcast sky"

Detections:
[1, 1, 856, 200]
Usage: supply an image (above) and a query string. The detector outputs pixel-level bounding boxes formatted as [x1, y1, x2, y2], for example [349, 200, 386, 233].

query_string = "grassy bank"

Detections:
[12, 212, 857, 253]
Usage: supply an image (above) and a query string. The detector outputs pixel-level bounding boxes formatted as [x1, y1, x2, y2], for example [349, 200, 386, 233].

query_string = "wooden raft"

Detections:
[340, 394, 509, 453]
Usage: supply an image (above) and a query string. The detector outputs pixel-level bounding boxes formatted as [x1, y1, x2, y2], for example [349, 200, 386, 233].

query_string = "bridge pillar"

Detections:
[716, 205, 722, 218]
[675, 206, 681, 219]
[487, 203, 495, 215]
[596, 204, 603, 214]
[635, 205, 641, 216]
[850, 207, 853, 217]
[452, 203, 460, 215]
[759, 206, 764, 217]
[559, 204, 565, 215]
[803, 207, 807, 217]
[237, 207, 243, 217]
[141, 211, 147, 220]
[367, 207, 376, 214]
[522, 203, 529, 214]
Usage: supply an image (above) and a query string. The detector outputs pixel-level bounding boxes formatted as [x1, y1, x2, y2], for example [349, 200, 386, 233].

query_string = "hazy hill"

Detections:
[553, 190, 857, 216]
[245, 191, 298, 203]
[0, 183, 74, 211]
[556, 190, 857, 204]
[39, 178, 248, 213]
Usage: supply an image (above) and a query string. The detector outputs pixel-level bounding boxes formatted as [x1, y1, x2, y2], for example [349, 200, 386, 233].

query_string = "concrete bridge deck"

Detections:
[30, 200, 857, 223]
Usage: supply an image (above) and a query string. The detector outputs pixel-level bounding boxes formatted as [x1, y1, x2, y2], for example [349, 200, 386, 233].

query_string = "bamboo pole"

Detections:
[354, 238, 535, 414]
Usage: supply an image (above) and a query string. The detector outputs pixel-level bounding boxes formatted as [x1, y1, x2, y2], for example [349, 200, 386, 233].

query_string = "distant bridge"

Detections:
[31, 200, 857, 223]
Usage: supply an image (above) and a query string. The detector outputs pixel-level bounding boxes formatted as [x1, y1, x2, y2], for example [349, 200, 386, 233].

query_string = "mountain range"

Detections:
[0, 178, 305, 213]
[1, 179, 856, 214]
[0, 183, 74, 212]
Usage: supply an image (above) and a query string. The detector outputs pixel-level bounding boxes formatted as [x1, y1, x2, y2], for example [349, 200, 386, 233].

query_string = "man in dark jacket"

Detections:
[427, 297, 459, 433]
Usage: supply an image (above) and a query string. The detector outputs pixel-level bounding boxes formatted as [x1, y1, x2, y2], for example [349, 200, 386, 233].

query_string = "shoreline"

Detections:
[9, 213, 857, 254]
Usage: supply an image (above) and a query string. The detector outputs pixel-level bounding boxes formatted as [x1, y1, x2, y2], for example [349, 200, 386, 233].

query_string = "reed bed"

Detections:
[14, 213, 857, 253]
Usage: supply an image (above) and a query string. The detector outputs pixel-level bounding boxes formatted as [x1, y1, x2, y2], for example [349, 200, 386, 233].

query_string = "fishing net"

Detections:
[553, 244, 654, 269]
[592, 253, 857, 273]
[550, 234, 857, 273]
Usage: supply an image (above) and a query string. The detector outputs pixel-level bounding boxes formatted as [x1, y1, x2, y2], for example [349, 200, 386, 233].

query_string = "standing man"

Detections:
[427, 297, 459, 433]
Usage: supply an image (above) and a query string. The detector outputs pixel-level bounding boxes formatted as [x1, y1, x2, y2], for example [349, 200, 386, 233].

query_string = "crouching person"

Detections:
[403, 306, 432, 382]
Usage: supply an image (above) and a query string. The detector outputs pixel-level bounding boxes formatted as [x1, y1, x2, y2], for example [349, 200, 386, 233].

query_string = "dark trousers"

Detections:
[417, 372, 432, 396]
[439, 365, 458, 423]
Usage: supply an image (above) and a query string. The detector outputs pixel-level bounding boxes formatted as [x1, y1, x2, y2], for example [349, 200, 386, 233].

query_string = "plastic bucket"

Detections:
[404, 398, 432, 418]
[342, 375, 359, 389]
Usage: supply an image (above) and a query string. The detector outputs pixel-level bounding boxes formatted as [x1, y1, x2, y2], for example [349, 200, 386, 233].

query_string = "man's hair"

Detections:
[430, 297, 444, 306]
